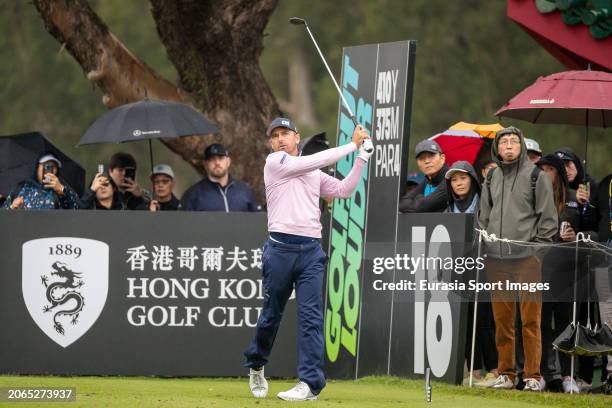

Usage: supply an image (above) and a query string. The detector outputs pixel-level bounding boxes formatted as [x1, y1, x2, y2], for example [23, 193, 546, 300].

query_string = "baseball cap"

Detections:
[150, 164, 174, 180]
[555, 150, 573, 161]
[444, 160, 473, 179]
[204, 143, 229, 160]
[406, 171, 424, 185]
[414, 139, 443, 158]
[525, 138, 542, 154]
[38, 154, 62, 168]
[266, 117, 298, 136]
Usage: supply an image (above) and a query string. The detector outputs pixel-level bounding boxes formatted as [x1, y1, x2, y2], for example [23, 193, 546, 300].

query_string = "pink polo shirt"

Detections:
[265, 143, 366, 238]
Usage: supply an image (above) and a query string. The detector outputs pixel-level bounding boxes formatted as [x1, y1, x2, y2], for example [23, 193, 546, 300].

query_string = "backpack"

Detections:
[485, 166, 542, 210]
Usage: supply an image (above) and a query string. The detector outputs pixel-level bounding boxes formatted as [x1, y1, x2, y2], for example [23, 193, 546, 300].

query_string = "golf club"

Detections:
[290, 17, 373, 153]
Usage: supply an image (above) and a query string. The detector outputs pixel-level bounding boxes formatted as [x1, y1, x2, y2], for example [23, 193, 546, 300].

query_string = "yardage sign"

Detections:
[324, 41, 467, 384]
[324, 40, 417, 378]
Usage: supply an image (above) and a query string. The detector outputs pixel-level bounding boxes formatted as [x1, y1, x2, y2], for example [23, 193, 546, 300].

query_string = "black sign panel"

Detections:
[324, 40, 417, 379]
[390, 213, 471, 384]
[1, 210, 468, 383]
[358, 40, 417, 377]
[0, 211, 297, 376]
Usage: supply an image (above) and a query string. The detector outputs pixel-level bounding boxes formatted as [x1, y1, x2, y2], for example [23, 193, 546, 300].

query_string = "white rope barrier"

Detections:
[474, 228, 612, 256]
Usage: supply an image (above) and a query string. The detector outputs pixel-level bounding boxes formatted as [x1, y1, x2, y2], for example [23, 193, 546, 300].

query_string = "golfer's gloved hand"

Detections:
[358, 138, 374, 162]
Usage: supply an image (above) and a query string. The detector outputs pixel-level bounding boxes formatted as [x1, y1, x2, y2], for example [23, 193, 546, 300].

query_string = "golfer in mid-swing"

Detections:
[244, 117, 372, 401]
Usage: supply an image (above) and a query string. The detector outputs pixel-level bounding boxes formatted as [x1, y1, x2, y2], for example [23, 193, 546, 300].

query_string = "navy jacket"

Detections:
[181, 176, 260, 212]
[398, 165, 449, 213]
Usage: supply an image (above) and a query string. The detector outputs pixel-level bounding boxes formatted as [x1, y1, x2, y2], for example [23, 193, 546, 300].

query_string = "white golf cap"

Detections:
[444, 160, 474, 180]
[444, 168, 469, 179]
[150, 164, 174, 180]
[525, 138, 542, 154]
[38, 154, 62, 168]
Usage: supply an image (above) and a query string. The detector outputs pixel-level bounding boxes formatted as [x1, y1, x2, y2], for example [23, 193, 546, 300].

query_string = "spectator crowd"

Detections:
[400, 127, 611, 394]
[1, 143, 260, 213]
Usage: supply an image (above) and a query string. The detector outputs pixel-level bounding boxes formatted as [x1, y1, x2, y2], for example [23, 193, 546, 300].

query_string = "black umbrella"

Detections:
[551, 245, 612, 393]
[552, 249, 612, 357]
[554, 322, 612, 357]
[601, 322, 612, 349]
[299, 132, 329, 156]
[79, 98, 219, 171]
[0, 132, 86, 197]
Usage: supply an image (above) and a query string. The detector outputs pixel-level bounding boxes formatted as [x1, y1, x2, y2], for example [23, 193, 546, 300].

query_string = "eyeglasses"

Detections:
[498, 139, 521, 146]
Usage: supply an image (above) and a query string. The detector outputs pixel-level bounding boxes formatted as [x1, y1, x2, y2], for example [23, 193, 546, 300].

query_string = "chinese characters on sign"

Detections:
[125, 245, 263, 272]
[123, 244, 278, 329]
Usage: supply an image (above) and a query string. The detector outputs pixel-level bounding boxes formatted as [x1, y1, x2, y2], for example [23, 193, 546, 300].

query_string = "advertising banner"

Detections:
[0, 211, 297, 376]
[324, 40, 418, 378]
[1, 210, 468, 384]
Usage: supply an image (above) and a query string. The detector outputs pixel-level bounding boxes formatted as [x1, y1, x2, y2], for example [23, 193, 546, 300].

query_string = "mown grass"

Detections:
[0, 374, 609, 407]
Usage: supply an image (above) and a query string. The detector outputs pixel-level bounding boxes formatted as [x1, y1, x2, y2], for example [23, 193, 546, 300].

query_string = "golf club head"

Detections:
[289, 17, 306, 26]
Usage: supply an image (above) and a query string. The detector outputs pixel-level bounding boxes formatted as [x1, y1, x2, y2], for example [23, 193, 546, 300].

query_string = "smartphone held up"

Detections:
[124, 167, 136, 182]
[42, 162, 54, 186]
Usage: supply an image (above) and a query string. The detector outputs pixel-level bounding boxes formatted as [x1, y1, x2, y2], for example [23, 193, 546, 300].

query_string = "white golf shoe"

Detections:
[523, 378, 543, 392]
[474, 372, 499, 387]
[490, 374, 514, 389]
[277, 381, 317, 401]
[562, 376, 580, 393]
[249, 367, 268, 398]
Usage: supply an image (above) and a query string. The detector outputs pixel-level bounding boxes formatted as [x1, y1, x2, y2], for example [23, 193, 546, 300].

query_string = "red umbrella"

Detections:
[430, 129, 484, 166]
[495, 70, 612, 126]
[495, 69, 612, 171]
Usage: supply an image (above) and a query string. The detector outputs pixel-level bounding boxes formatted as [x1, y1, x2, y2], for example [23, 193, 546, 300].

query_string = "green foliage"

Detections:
[0, 1, 200, 194]
[0, 0, 610, 196]
[263, 0, 611, 181]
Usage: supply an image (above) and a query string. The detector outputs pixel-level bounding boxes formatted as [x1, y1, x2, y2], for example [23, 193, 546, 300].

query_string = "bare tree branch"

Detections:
[33, 0, 185, 108]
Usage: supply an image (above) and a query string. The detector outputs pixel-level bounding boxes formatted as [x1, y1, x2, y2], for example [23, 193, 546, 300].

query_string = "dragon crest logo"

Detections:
[41, 261, 85, 335]
[22, 238, 109, 348]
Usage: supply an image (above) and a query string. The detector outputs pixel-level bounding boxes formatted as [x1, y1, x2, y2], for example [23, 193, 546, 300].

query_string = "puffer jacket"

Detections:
[2, 153, 79, 210]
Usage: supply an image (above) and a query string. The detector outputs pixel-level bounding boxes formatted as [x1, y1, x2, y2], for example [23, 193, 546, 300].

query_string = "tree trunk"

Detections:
[32, 0, 280, 201]
[278, 49, 318, 126]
